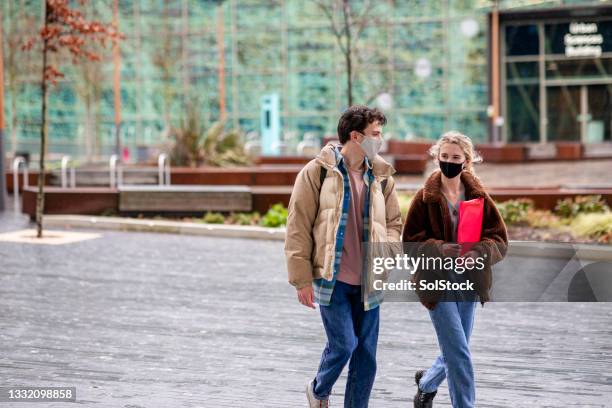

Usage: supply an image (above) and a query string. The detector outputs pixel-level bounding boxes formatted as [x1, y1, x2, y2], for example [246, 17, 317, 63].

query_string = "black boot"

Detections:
[414, 370, 437, 408]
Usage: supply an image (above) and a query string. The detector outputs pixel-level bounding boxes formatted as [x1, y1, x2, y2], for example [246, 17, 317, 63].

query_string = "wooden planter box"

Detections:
[475, 144, 526, 163]
[5, 171, 50, 193]
[322, 136, 339, 146]
[170, 166, 302, 186]
[118, 185, 252, 213]
[387, 139, 433, 156]
[255, 156, 312, 165]
[392, 154, 428, 175]
[555, 142, 583, 160]
[21, 187, 118, 219]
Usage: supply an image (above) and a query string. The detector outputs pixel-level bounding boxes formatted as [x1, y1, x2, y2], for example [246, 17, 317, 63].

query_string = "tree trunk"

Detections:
[346, 51, 352, 107]
[217, 5, 226, 121]
[11, 96, 17, 156]
[343, 0, 353, 107]
[36, 2, 49, 238]
[85, 98, 93, 162]
[112, 0, 122, 160]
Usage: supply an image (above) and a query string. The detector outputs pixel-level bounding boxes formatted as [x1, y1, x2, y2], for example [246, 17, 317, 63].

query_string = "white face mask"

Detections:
[357, 133, 383, 161]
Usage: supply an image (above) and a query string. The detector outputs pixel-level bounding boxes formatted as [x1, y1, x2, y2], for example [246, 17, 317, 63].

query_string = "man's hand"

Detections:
[297, 286, 315, 309]
[441, 243, 462, 258]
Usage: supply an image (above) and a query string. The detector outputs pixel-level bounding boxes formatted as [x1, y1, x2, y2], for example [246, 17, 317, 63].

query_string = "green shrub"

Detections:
[525, 209, 565, 229]
[554, 198, 573, 218]
[100, 208, 117, 217]
[496, 199, 534, 225]
[570, 212, 612, 243]
[202, 211, 225, 224]
[260, 203, 288, 228]
[227, 212, 261, 226]
[554, 195, 610, 218]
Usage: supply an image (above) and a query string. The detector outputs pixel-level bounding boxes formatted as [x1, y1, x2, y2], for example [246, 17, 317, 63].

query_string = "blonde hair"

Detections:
[428, 130, 482, 174]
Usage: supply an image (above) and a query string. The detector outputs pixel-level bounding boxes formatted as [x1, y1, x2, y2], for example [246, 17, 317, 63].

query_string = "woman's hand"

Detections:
[297, 286, 315, 309]
[441, 243, 462, 258]
[462, 250, 481, 260]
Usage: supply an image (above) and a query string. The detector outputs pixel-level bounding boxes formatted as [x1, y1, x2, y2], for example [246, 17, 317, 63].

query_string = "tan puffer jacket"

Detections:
[285, 142, 403, 289]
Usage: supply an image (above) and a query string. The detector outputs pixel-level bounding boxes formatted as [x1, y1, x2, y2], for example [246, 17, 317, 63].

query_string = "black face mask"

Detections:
[439, 160, 464, 179]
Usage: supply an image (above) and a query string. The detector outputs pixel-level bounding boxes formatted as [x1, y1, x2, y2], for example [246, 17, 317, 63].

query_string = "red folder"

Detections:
[457, 197, 484, 255]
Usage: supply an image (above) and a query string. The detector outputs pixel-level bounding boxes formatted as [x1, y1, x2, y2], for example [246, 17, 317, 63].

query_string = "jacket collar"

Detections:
[422, 169, 487, 203]
[315, 142, 395, 178]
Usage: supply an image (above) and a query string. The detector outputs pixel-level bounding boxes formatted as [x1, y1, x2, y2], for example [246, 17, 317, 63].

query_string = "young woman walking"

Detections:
[402, 131, 508, 408]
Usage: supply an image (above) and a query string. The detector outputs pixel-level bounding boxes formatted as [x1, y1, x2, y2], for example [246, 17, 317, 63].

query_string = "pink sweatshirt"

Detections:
[337, 166, 367, 286]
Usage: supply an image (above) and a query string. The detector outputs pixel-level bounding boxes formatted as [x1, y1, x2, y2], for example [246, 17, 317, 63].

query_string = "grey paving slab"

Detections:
[0, 226, 610, 407]
[0, 198, 29, 233]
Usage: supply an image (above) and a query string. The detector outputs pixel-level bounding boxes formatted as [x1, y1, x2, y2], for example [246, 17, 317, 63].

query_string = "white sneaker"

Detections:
[306, 378, 329, 407]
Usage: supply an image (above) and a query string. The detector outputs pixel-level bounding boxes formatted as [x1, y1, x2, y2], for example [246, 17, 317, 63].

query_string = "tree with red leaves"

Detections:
[22, 0, 122, 238]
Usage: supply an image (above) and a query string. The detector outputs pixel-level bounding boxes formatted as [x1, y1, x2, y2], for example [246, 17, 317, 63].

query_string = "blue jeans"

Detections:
[419, 301, 478, 408]
[313, 281, 380, 407]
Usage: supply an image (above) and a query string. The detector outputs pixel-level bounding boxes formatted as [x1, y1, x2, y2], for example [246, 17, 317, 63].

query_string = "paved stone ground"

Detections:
[395, 158, 612, 188]
[0, 216, 611, 407]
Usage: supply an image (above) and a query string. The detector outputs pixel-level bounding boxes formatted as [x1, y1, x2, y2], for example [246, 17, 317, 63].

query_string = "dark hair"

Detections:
[337, 105, 387, 144]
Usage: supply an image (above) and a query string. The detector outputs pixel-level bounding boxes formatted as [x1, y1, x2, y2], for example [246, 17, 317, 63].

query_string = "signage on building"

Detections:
[564, 22, 603, 57]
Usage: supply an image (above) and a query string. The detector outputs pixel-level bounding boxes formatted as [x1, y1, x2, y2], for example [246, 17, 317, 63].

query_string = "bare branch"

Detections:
[315, 0, 348, 56]
[352, 0, 374, 50]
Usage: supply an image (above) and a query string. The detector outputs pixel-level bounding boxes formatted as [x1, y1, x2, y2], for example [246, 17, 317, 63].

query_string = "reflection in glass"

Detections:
[547, 86, 580, 142]
[506, 62, 539, 82]
[505, 24, 539, 56]
[546, 58, 612, 80]
[587, 85, 612, 143]
[507, 85, 539, 142]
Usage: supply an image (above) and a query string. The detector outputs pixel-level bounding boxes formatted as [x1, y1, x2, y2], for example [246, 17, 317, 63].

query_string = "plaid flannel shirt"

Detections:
[312, 146, 383, 311]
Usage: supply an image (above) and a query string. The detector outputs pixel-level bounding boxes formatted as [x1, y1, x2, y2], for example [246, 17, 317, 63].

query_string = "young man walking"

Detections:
[284, 105, 403, 407]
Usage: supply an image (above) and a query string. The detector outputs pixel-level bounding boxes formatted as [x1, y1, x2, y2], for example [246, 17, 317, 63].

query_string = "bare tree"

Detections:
[75, 45, 106, 162]
[315, 0, 374, 107]
[151, 0, 181, 129]
[22, 0, 121, 238]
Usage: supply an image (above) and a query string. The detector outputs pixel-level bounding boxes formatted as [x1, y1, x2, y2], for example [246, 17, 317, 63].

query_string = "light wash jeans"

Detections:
[419, 300, 478, 408]
[313, 281, 379, 408]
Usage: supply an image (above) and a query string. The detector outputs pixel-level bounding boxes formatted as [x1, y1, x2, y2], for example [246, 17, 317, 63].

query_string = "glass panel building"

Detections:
[499, 3, 612, 145]
[1, 0, 609, 161]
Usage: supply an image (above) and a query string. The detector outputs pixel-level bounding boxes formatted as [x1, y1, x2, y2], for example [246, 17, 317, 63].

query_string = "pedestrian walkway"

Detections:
[0, 225, 610, 407]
